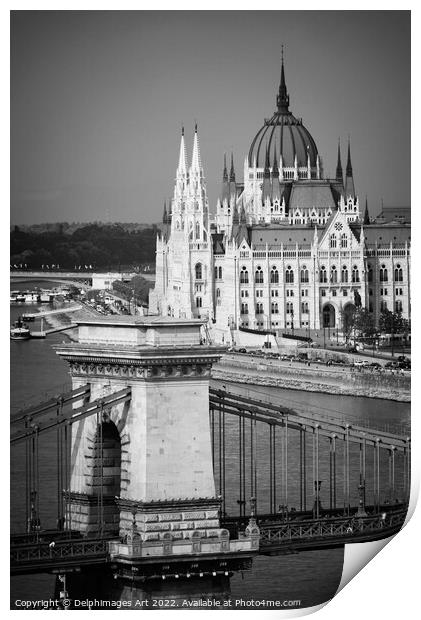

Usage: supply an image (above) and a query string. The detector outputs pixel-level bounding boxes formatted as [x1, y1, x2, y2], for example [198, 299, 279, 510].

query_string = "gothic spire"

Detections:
[177, 126, 188, 175]
[344, 137, 356, 199]
[223, 153, 228, 182]
[346, 137, 353, 177]
[230, 152, 236, 182]
[363, 196, 370, 224]
[162, 200, 167, 224]
[191, 123, 202, 172]
[276, 46, 290, 113]
[336, 139, 343, 183]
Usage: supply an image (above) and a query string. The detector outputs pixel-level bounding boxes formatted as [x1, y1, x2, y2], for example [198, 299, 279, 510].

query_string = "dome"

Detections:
[248, 60, 318, 169]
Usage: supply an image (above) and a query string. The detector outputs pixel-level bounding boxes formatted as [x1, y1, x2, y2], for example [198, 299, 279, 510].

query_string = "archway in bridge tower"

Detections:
[90, 420, 121, 535]
[342, 303, 356, 333]
[322, 304, 335, 328]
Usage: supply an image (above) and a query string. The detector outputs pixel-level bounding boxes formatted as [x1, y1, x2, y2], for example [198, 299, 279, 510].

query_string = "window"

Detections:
[241, 289, 249, 298]
[379, 264, 388, 282]
[340, 232, 348, 248]
[341, 266, 348, 283]
[285, 266, 294, 283]
[195, 222, 200, 240]
[332, 290, 337, 296]
[352, 266, 360, 283]
[395, 288, 403, 296]
[380, 288, 388, 296]
[380, 301, 388, 312]
[301, 302, 309, 313]
[240, 267, 249, 284]
[343, 289, 348, 296]
[195, 263, 202, 280]
[256, 289, 263, 298]
[256, 302, 264, 314]
[214, 266, 218, 279]
[271, 289, 279, 297]
[321, 289, 326, 297]
[300, 267, 309, 283]
[286, 302, 293, 314]
[241, 303, 248, 315]
[271, 302, 279, 314]
[196, 297, 202, 308]
[216, 288, 221, 298]
[270, 267, 279, 283]
[320, 266, 327, 283]
[255, 266, 264, 284]
[286, 289, 294, 297]
[394, 264, 403, 282]
[367, 265, 373, 282]
[330, 265, 338, 283]
[301, 289, 308, 297]
[330, 233, 337, 249]
[395, 300, 403, 313]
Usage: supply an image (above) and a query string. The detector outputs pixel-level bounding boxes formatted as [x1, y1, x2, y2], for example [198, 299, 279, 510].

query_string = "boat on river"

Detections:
[10, 317, 31, 340]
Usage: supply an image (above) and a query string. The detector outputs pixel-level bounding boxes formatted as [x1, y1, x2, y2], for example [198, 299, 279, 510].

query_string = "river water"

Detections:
[10, 294, 410, 610]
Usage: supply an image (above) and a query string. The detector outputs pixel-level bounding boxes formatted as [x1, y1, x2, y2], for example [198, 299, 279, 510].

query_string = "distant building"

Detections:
[149, 56, 410, 340]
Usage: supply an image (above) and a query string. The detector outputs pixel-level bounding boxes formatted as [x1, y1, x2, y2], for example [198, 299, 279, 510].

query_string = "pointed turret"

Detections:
[177, 126, 188, 175]
[229, 153, 237, 198]
[162, 200, 168, 224]
[336, 140, 343, 184]
[344, 138, 356, 198]
[191, 123, 202, 172]
[276, 46, 290, 113]
[363, 196, 370, 224]
[221, 153, 230, 203]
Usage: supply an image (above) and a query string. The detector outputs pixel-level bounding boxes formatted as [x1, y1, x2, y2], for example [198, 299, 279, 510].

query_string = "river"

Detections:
[10, 296, 410, 610]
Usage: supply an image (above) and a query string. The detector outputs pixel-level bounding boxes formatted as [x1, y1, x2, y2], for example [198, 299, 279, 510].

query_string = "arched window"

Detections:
[395, 300, 403, 313]
[300, 266, 309, 283]
[301, 301, 309, 313]
[340, 233, 348, 248]
[195, 263, 202, 280]
[286, 302, 293, 314]
[196, 297, 202, 308]
[241, 303, 248, 315]
[341, 266, 348, 283]
[319, 266, 327, 283]
[195, 222, 200, 240]
[394, 264, 403, 282]
[380, 300, 387, 312]
[330, 234, 337, 249]
[330, 265, 338, 284]
[214, 266, 218, 279]
[270, 267, 279, 284]
[218, 266, 223, 279]
[271, 302, 279, 314]
[256, 302, 263, 314]
[255, 266, 264, 284]
[379, 264, 388, 282]
[285, 265, 294, 283]
[367, 265, 373, 282]
[216, 288, 221, 298]
[352, 265, 360, 283]
[240, 267, 249, 284]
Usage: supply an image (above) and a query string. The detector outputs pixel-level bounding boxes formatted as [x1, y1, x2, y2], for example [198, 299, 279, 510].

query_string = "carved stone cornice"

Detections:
[67, 358, 214, 380]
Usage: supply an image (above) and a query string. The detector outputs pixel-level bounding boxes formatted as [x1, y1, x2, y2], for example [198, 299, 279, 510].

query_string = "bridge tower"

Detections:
[55, 316, 258, 604]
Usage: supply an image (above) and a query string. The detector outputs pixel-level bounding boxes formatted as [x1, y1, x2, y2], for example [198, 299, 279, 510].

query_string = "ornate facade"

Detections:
[149, 57, 411, 339]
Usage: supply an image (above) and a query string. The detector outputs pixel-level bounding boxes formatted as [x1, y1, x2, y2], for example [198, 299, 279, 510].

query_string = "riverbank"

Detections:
[212, 355, 411, 402]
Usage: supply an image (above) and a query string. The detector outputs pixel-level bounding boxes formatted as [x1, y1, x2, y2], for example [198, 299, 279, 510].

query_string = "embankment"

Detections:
[212, 356, 410, 402]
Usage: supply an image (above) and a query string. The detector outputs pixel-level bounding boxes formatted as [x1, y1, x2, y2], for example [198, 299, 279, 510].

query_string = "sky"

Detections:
[10, 10, 410, 225]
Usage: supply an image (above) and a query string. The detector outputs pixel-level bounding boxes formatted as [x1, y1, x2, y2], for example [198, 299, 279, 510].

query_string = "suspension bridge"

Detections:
[10, 315, 409, 604]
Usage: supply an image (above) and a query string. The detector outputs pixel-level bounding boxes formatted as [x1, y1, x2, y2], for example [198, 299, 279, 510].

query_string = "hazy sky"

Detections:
[11, 10, 410, 225]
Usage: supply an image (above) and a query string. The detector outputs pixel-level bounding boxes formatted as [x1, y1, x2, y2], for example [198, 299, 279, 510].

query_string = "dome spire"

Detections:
[276, 45, 290, 113]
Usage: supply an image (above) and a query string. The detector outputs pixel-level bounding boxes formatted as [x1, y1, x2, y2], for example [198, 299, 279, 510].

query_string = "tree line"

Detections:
[10, 223, 159, 270]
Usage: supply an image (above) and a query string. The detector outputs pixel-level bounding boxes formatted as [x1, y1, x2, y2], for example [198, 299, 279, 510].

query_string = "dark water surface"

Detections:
[10, 302, 410, 609]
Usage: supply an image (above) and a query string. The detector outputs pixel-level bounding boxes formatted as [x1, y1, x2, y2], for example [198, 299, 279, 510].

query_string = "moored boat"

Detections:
[10, 317, 31, 340]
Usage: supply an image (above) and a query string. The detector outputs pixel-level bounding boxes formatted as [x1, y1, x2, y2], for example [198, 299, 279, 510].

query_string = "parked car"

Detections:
[385, 361, 400, 369]
[369, 362, 382, 369]
[237, 348, 247, 354]
[354, 360, 369, 367]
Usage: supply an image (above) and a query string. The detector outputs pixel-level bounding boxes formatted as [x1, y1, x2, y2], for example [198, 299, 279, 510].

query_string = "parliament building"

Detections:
[149, 56, 411, 341]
